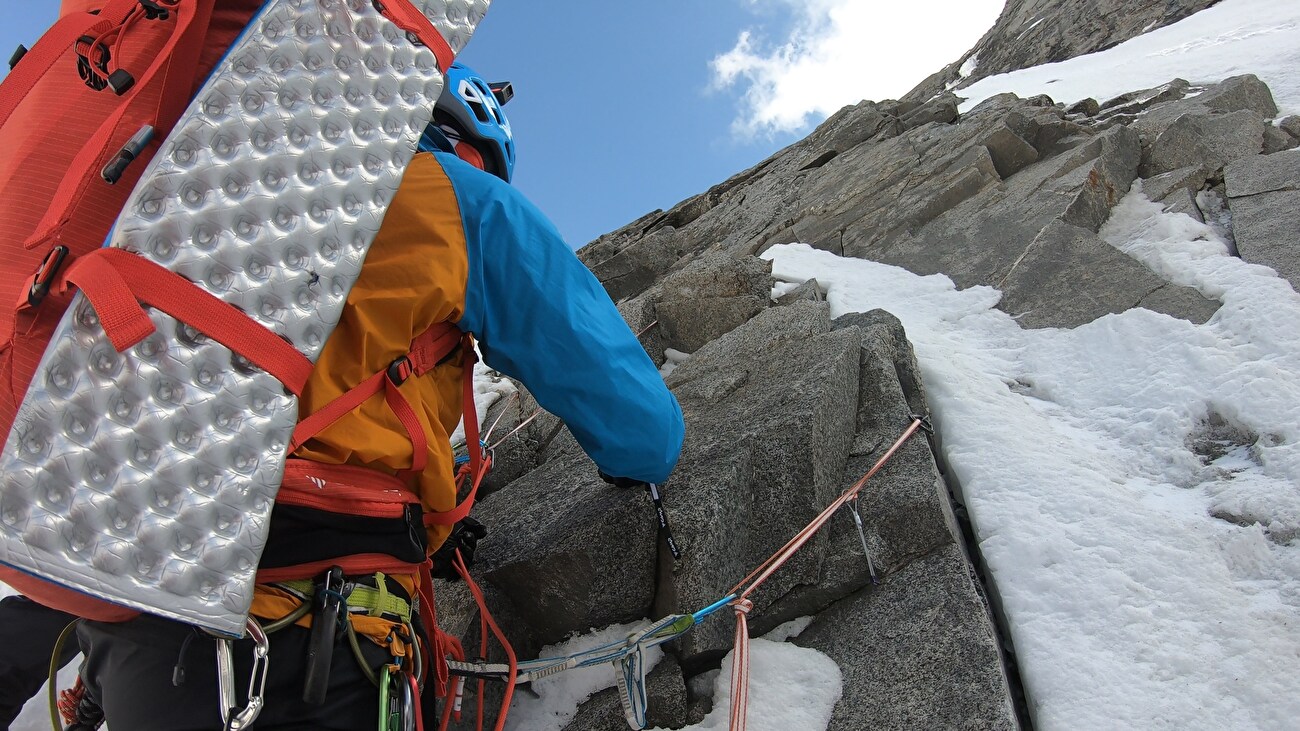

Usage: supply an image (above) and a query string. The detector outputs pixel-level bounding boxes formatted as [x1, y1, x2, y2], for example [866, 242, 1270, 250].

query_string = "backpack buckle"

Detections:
[74, 36, 110, 91]
[138, 0, 172, 20]
[386, 356, 413, 385]
[27, 245, 71, 307]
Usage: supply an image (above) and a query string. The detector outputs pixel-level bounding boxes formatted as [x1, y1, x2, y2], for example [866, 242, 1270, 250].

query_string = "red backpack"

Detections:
[0, 0, 258, 443]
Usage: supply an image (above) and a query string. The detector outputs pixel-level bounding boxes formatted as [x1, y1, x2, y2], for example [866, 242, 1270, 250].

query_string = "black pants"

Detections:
[77, 614, 394, 731]
[0, 595, 80, 729]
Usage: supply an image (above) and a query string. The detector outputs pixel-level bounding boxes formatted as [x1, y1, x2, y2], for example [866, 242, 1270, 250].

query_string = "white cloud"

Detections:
[711, 0, 1004, 137]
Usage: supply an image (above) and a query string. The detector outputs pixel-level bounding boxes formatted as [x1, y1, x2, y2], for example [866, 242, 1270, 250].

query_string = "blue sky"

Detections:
[0, 1, 1004, 247]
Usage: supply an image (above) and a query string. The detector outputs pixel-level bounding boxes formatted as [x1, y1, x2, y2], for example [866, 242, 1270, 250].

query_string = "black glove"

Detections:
[599, 469, 648, 489]
[431, 517, 488, 581]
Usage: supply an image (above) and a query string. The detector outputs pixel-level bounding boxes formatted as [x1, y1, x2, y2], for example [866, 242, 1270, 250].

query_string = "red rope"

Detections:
[727, 598, 753, 731]
[57, 677, 87, 726]
[451, 548, 517, 731]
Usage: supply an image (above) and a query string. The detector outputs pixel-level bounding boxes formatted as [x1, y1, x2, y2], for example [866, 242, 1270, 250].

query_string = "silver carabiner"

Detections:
[400, 671, 416, 731]
[215, 617, 270, 730]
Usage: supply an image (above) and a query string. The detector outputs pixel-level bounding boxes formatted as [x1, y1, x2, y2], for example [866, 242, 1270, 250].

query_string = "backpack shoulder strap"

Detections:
[289, 321, 467, 471]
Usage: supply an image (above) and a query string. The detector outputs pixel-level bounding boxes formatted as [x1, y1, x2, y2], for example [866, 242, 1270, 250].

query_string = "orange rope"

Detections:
[724, 418, 925, 730]
[729, 418, 924, 599]
[727, 598, 754, 731]
[487, 408, 542, 451]
[481, 391, 519, 444]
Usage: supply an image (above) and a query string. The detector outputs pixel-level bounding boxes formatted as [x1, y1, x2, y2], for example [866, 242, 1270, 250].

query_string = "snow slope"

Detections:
[762, 186, 1300, 728]
[957, 0, 1300, 116]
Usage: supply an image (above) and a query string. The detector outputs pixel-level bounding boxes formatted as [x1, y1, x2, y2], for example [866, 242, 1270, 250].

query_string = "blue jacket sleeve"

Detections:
[440, 153, 684, 484]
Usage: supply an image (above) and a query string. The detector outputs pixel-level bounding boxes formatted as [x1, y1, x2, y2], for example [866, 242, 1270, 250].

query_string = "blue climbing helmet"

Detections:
[422, 61, 516, 182]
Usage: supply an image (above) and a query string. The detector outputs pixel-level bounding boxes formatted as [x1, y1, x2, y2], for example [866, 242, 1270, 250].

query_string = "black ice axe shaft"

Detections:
[303, 566, 345, 704]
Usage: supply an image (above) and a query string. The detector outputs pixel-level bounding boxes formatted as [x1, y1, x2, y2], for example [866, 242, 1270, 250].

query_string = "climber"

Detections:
[5, 5, 683, 723]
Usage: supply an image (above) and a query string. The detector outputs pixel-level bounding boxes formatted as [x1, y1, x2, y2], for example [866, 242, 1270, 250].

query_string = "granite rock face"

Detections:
[443, 303, 1016, 729]
[1223, 150, 1300, 290]
[582, 77, 1295, 329]
[438, 6, 1300, 730]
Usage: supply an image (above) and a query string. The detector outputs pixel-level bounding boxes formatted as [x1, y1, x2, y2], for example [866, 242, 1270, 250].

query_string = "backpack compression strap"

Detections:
[50, 247, 314, 393]
[289, 322, 470, 477]
[56, 247, 489, 522]
[372, 0, 455, 73]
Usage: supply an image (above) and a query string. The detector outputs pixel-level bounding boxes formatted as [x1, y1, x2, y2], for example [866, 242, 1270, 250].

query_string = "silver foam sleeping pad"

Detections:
[0, 0, 491, 637]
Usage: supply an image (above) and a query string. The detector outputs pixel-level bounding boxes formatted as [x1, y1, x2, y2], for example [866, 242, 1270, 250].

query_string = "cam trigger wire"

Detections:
[845, 496, 878, 585]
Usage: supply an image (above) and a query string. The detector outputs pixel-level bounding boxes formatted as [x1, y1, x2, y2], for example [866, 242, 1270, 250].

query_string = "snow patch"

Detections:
[959, 52, 980, 79]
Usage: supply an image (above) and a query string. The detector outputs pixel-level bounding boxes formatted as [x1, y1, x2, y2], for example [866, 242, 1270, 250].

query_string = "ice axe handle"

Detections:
[302, 566, 345, 704]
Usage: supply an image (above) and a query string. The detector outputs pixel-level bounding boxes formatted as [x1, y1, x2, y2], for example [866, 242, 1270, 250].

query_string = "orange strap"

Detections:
[424, 342, 487, 527]
[290, 325, 488, 527]
[57, 248, 314, 395]
[289, 323, 464, 469]
[375, 0, 456, 72]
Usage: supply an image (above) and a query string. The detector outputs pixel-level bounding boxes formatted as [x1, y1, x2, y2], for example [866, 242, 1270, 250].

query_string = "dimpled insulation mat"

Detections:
[0, 0, 490, 637]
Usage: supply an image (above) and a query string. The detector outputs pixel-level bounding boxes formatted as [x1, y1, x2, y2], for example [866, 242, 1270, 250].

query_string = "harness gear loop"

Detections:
[215, 617, 269, 731]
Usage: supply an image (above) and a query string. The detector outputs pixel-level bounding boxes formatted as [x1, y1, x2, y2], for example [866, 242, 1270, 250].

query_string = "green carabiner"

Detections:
[378, 664, 401, 731]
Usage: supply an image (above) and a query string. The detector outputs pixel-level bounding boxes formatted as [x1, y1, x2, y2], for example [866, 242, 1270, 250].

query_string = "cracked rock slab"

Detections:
[1000, 220, 1217, 329]
[794, 542, 1018, 731]
[1225, 150, 1300, 291]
